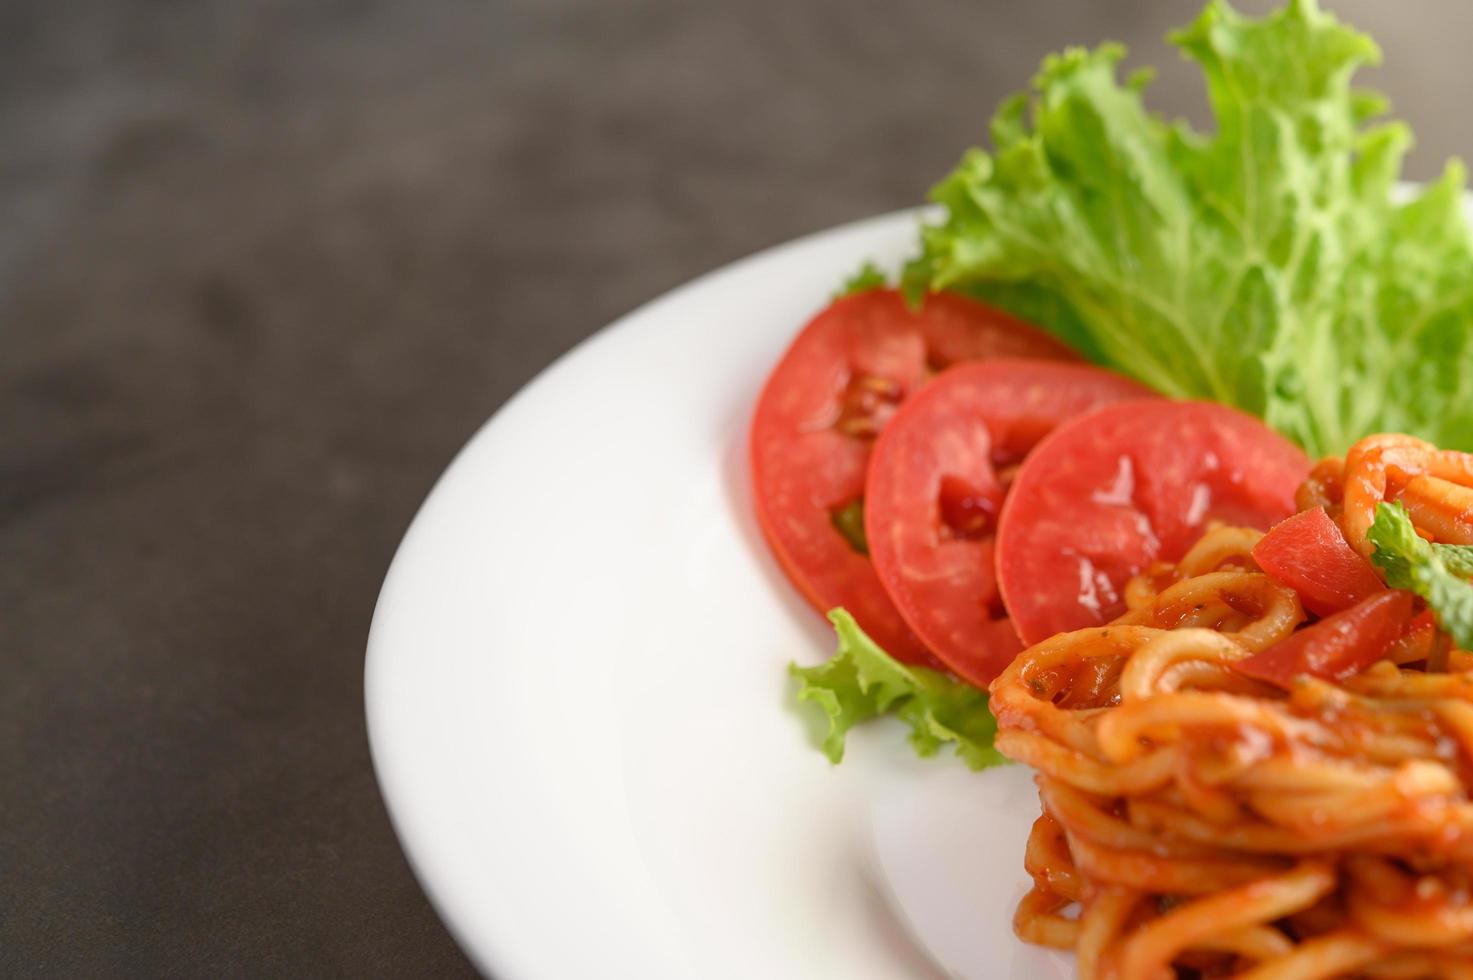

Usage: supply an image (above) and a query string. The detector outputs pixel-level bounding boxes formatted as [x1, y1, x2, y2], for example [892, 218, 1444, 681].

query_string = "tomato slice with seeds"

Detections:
[864, 360, 1155, 685]
[750, 289, 1077, 662]
[996, 400, 1310, 646]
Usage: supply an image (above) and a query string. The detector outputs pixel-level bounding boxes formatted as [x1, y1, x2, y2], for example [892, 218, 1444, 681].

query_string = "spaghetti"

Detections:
[990, 435, 1473, 979]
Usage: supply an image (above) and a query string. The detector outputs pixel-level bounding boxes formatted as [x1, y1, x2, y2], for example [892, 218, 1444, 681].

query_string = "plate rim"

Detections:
[365, 184, 1466, 978]
[364, 206, 927, 979]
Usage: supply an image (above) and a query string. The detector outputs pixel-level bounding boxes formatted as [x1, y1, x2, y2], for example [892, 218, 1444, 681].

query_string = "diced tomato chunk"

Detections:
[1251, 507, 1385, 616]
[1382, 609, 1439, 666]
[1232, 590, 1415, 688]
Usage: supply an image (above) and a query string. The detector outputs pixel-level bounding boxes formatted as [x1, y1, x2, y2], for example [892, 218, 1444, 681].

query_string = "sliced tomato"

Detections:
[1251, 507, 1386, 617]
[1384, 609, 1439, 666]
[995, 400, 1310, 645]
[750, 289, 1076, 662]
[1232, 590, 1415, 688]
[864, 360, 1155, 685]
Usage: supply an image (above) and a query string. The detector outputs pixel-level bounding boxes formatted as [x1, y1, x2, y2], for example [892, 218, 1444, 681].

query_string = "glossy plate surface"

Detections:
[365, 211, 1070, 979]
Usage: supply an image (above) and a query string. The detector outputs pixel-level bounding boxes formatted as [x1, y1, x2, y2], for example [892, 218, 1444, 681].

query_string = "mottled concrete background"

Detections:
[4, 1, 1469, 975]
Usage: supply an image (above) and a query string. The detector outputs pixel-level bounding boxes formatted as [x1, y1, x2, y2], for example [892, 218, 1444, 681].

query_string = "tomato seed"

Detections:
[937, 474, 1003, 540]
[833, 374, 904, 439]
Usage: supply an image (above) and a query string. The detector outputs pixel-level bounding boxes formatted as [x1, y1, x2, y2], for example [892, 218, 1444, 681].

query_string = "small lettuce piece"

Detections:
[789, 609, 1008, 770]
[1367, 502, 1473, 650]
[905, 0, 1473, 457]
[834, 261, 889, 299]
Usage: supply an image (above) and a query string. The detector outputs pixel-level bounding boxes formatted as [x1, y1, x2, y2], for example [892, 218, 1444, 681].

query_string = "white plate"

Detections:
[365, 211, 1072, 979]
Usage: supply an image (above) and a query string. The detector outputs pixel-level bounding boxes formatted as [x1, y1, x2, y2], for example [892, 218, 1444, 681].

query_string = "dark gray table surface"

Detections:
[5, 1, 1470, 976]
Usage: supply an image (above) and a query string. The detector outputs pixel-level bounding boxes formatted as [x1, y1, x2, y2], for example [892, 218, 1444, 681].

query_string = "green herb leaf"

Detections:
[905, 0, 1473, 456]
[1367, 502, 1473, 649]
[829, 499, 870, 556]
[1435, 545, 1473, 580]
[834, 261, 889, 299]
[789, 609, 1008, 770]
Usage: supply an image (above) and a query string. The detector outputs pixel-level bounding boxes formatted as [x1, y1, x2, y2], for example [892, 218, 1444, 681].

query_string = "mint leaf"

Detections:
[1367, 502, 1473, 650]
[789, 609, 1007, 770]
[1436, 545, 1473, 579]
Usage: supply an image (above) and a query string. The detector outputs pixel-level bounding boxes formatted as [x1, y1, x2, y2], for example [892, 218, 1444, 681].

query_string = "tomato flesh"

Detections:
[1232, 590, 1415, 688]
[1251, 507, 1386, 617]
[750, 289, 1076, 662]
[995, 400, 1310, 645]
[937, 474, 1004, 541]
[864, 360, 1154, 685]
[1385, 609, 1439, 666]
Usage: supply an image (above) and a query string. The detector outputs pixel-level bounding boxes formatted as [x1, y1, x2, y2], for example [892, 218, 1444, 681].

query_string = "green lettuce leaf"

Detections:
[834, 260, 889, 299]
[789, 609, 1008, 770]
[905, 0, 1473, 457]
[1367, 502, 1473, 650]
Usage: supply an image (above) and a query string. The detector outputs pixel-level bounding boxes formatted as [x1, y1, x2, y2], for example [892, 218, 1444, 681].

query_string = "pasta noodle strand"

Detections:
[993, 435, 1473, 977]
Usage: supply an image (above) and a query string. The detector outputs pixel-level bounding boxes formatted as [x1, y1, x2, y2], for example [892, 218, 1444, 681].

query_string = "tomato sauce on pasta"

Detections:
[990, 434, 1473, 979]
